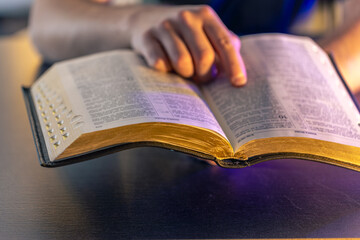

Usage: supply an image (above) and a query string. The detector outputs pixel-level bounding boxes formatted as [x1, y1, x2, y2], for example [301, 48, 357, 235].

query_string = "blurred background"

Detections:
[0, 0, 31, 35]
[0, 0, 359, 38]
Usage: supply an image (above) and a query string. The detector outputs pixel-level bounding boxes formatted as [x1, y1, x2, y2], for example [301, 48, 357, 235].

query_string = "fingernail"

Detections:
[154, 59, 170, 72]
[231, 75, 247, 87]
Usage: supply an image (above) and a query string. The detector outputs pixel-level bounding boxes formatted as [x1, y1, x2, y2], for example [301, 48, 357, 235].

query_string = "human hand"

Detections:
[129, 5, 247, 87]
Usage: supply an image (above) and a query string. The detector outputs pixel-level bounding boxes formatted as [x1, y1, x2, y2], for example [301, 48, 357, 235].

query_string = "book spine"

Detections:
[22, 87, 51, 166]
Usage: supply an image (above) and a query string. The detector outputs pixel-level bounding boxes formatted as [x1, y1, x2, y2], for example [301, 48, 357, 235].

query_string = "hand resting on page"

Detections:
[30, 0, 247, 86]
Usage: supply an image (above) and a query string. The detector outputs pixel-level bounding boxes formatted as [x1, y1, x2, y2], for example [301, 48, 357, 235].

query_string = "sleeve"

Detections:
[210, 0, 309, 34]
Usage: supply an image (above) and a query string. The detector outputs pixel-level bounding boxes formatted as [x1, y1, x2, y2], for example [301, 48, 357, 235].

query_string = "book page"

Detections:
[53, 51, 227, 139]
[202, 34, 360, 151]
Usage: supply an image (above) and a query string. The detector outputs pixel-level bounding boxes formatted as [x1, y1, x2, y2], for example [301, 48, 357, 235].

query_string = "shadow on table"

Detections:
[48, 146, 360, 239]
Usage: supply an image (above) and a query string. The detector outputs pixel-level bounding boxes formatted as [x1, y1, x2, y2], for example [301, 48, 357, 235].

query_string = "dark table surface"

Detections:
[1, 32, 360, 239]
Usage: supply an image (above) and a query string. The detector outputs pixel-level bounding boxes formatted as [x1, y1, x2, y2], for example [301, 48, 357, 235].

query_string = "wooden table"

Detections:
[0, 31, 360, 239]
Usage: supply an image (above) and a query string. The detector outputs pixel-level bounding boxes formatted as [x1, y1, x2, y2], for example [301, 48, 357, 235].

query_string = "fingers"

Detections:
[132, 30, 172, 73]
[131, 5, 247, 87]
[201, 7, 247, 87]
[176, 10, 216, 82]
[205, 23, 247, 86]
[153, 20, 194, 78]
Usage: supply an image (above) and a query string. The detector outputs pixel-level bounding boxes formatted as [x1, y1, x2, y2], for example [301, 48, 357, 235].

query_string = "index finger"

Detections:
[203, 18, 247, 87]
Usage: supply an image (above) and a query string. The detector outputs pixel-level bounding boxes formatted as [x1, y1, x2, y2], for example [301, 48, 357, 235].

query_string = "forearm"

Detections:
[29, 0, 143, 61]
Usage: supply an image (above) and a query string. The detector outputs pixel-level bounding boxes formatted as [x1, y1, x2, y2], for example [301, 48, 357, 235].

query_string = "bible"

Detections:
[22, 34, 360, 171]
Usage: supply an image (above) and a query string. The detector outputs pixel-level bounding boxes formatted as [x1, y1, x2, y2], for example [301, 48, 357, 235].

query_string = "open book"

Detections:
[23, 34, 360, 170]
